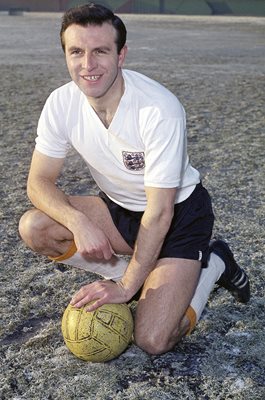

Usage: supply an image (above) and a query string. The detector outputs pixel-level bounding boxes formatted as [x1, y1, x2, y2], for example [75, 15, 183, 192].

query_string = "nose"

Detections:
[83, 53, 97, 71]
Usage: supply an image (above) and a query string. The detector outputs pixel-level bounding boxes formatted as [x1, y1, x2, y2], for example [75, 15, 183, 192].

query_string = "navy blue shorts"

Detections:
[100, 182, 214, 267]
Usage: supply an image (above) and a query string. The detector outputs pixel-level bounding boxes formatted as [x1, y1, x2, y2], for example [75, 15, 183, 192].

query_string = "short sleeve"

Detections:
[142, 109, 188, 188]
[35, 91, 71, 158]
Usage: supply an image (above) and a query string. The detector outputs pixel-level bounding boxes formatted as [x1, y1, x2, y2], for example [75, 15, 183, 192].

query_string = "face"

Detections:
[64, 22, 127, 101]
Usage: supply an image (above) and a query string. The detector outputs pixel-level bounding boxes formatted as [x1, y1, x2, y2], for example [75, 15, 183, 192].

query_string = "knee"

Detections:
[134, 326, 181, 356]
[18, 209, 44, 247]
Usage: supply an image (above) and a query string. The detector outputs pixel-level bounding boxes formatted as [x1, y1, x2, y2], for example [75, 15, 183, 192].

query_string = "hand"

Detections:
[70, 280, 130, 312]
[71, 216, 114, 260]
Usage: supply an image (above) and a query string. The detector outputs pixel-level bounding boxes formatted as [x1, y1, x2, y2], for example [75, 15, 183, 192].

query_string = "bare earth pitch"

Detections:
[0, 13, 264, 400]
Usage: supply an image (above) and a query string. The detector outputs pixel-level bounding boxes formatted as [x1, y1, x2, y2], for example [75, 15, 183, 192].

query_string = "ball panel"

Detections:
[61, 304, 85, 341]
[65, 336, 114, 362]
[61, 302, 134, 362]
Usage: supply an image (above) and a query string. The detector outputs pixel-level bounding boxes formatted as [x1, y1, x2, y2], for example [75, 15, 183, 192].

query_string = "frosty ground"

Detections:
[0, 12, 264, 400]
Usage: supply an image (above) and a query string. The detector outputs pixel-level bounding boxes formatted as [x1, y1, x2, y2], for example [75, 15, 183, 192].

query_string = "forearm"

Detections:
[119, 206, 174, 297]
[27, 176, 84, 232]
[26, 151, 113, 260]
[27, 175, 113, 259]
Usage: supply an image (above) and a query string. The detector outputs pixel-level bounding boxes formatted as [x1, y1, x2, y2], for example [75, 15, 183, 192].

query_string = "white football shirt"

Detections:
[36, 69, 200, 211]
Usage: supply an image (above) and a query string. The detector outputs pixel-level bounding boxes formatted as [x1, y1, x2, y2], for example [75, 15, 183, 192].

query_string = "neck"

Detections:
[88, 70, 124, 128]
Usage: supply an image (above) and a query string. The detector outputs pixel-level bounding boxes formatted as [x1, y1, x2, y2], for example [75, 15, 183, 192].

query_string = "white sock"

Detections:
[190, 252, 225, 322]
[60, 253, 128, 281]
[50, 242, 128, 282]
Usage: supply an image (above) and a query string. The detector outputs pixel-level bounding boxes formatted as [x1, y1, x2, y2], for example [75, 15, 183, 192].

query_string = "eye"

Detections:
[70, 48, 83, 56]
[95, 48, 108, 55]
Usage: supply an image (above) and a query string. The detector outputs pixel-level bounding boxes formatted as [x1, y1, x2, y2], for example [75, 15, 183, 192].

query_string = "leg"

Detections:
[19, 208, 73, 257]
[19, 195, 133, 257]
[134, 258, 201, 355]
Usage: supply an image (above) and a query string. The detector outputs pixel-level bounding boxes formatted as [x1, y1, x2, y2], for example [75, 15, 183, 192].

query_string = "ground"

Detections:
[0, 12, 264, 400]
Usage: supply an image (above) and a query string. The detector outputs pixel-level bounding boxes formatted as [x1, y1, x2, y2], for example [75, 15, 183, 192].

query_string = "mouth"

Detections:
[82, 75, 101, 82]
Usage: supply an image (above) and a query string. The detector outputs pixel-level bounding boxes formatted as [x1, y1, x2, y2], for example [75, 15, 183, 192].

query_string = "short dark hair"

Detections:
[60, 3, 127, 54]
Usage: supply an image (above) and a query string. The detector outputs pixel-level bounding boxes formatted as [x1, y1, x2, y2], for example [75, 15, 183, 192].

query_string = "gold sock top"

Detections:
[49, 241, 77, 262]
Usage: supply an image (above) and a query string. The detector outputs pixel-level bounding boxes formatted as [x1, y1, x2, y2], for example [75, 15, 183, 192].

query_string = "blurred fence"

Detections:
[0, 0, 265, 16]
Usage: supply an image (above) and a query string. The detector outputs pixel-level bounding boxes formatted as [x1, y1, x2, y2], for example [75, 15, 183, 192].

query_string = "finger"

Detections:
[70, 289, 84, 305]
[70, 285, 91, 306]
[71, 294, 91, 308]
[71, 290, 98, 308]
[102, 243, 115, 260]
[74, 296, 95, 308]
[85, 297, 106, 312]
[95, 241, 114, 260]
[79, 248, 102, 259]
[70, 280, 106, 307]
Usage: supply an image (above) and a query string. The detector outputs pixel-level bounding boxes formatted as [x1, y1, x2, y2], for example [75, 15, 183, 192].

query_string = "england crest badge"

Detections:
[122, 151, 145, 171]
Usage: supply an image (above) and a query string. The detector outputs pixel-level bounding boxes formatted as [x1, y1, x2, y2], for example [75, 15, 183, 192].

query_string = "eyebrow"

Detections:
[67, 46, 82, 52]
[67, 45, 111, 52]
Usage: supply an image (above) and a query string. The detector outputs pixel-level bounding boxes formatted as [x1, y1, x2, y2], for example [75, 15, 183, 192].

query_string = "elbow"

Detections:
[160, 207, 174, 229]
[26, 175, 42, 205]
[144, 188, 176, 230]
[149, 204, 174, 231]
[26, 180, 32, 201]
[26, 178, 34, 203]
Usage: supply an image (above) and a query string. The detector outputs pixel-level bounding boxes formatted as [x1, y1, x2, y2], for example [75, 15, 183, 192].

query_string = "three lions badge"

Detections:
[122, 151, 145, 171]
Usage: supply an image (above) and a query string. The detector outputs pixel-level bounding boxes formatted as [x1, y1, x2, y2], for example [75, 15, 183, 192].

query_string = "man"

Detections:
[19, 3, 250, 355]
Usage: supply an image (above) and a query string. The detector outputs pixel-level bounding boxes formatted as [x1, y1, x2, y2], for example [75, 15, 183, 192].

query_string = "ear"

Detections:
[118, 45, 128, 67]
